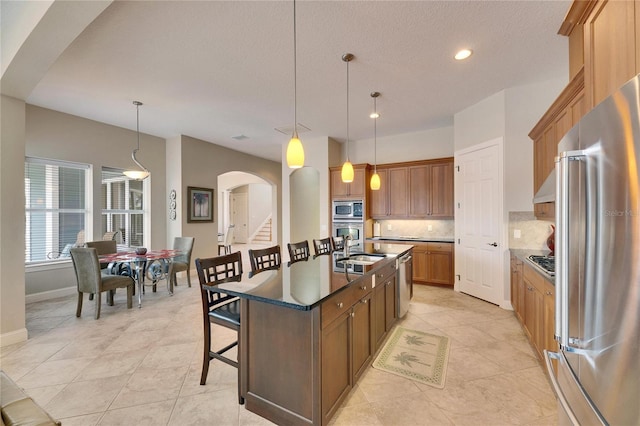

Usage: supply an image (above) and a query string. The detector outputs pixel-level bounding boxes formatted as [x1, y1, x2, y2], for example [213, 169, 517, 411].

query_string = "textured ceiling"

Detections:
[23, 0, 570, 162]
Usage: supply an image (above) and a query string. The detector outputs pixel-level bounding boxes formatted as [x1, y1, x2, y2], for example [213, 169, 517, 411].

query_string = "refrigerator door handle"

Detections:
[544, 350, 581, 426]
[555, 150, 586, 350]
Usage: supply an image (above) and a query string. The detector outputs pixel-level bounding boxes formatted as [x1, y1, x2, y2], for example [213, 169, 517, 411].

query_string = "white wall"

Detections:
[248, 183, 272, 237]
[0, 95, 28, 346]
[348, 127, 454, 165]
[181, 135, 281, 263]
[504, 77, 567, 213]
[166, 136, 182, 246]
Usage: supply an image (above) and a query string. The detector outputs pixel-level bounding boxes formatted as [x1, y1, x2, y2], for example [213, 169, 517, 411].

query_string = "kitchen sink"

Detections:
[337, 253, 387, 265]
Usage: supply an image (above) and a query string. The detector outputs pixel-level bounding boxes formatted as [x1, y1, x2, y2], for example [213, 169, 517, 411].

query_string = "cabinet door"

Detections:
[384, 276, 397, 331]
[412, 246, 428, 283]
[388, 167, 408, 217]
[510, 256, 519, 314]
[543, 281, 557, 353]
[523, 277, 536, 342]
[425, 247, 453, 286]
[349, 167, 366, 199]
[585, 0, 636, 107]
[429, 161, 454, 218]
[321, 312, 352, 423]
[373, 282, 387, 348]
[369, 168, 388, 218]
[330, 169, 350, 198]
[352, 294, 373, 382]
[408, 165, 429, 217]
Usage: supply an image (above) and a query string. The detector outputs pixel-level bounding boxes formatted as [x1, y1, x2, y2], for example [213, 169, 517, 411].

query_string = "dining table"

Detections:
[99, 249, 183, 308]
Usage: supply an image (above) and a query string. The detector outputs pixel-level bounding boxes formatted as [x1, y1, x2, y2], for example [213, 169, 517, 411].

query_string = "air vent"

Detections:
[274, 123, 311, 135]
[232, 134, 249, 141]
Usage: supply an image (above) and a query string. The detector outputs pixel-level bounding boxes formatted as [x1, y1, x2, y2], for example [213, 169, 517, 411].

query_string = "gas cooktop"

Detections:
[527, 255, 555, 276]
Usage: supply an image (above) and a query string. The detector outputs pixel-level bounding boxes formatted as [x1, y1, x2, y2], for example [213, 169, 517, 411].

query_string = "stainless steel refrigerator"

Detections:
[546, 74, 640, 425]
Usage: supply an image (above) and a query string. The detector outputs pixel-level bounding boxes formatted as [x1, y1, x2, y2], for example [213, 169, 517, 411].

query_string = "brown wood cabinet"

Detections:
[530, 69, 585, 219]
[510, 256, 556, 361]
[413, 242, 453, 286]
[409, 162, 454, 218]
[370, 158, 453, 220]
[330, 165, 367, 199]
[510, 254, 524, 322]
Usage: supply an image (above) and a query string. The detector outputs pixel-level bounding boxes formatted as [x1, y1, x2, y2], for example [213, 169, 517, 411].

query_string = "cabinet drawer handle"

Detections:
[350, 312, 355, 318]
[337, 302, 343, 308]
[362, 299, 368, 304]
[360, 285, 367, 290]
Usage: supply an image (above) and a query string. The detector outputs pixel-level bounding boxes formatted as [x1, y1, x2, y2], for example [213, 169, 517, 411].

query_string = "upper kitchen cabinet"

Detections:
[583, 0, 637, 108]
[408, 161, 454, 218]
[369, 158, 453, 220]
[330, 164, 368, 200]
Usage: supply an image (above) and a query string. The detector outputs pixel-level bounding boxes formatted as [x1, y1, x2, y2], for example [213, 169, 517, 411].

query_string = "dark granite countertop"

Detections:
[204, 243, 413, 310]
[368, 236, 454, 243]
[510, 248, 555, 283]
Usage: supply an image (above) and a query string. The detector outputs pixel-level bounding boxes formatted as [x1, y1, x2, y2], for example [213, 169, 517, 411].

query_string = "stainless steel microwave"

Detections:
[332, 200, 363, 221]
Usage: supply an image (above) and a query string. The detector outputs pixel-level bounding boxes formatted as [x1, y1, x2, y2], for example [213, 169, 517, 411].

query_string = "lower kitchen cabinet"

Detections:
[510, 255, 524, 322]
[373, 263, 397, 347]
[413, 242, 453, 285]
[511, 255, 556, 361]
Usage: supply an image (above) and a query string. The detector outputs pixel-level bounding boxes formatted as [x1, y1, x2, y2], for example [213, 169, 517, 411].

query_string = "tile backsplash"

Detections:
[509, 211, 554, 250]
[372, 219, 454, 239]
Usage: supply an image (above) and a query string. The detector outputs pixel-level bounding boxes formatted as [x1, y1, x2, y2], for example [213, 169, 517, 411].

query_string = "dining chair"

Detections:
[248, 245, 281, 278]
[312, 237, 333, 259]
[287, 240, 310, 266]
[70, 247, 134, 320]
[332, 236, 345, 252]
[85, 240, 120, 301]
[218, 224, 235, 255]
[195, 251, 244, 404]
[167, 236, 195, 289]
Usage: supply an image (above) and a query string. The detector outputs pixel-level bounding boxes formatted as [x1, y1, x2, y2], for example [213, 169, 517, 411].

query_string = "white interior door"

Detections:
[454, 138, 504, 305]
[231, 193, 248, 243]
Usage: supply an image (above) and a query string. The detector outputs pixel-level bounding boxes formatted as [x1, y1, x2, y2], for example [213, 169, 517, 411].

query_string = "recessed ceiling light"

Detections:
[370, 112, 380, 119]
[454, 49, 473, 60]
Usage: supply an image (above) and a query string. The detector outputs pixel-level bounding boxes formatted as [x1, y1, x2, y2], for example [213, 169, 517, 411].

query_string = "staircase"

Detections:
[252, 218, 272, 244]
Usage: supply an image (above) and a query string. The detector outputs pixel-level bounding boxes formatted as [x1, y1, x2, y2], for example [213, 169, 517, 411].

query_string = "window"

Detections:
[101, 168, 147, 248]
[25, 158, 90, 263]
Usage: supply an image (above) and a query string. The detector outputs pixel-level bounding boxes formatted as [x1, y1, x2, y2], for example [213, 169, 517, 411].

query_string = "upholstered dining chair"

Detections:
[332, 236, 345, 252]
[248, 245, 281, 278]
[218, 224, 235, 255]
[287, 240, 310, 266]
[312, 238, 333, 259]
[86, 240, 117, 272]
[195, 251, 244, 404]
[168, 236, 195, 288]
[70, 247, 134, 320]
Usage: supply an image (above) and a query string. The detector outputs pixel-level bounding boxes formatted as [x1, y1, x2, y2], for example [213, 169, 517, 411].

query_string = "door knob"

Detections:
[487, 242, 498, 247]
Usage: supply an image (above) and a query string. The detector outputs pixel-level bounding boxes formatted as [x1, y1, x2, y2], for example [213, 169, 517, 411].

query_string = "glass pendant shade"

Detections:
[341, 160, 354, 183]
[286, 133, 304, 168]
[123, 101, 150, 180]
[370, 171, 380, 190]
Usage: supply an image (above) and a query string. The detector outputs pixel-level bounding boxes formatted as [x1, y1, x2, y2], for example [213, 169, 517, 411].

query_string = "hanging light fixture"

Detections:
[286, 0, 304, 168]
[123, 101, 150, 180]
[341, 53, 355, 183]
[370, 91, 381, 190]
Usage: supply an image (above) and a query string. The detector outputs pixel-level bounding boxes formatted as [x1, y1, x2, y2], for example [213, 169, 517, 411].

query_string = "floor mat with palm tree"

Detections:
[372, 326, 450, 388]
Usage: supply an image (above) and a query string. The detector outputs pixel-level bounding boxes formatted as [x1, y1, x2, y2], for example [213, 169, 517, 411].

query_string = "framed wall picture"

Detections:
[187, 186, 214, 223]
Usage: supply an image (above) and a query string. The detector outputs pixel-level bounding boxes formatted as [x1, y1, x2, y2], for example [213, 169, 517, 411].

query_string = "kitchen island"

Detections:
[207, 243, 412, 426]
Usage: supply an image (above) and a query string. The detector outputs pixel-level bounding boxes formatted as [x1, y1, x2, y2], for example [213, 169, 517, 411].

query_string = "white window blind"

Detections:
[25, 158, 89, 263]
[101, 168, 146, 248]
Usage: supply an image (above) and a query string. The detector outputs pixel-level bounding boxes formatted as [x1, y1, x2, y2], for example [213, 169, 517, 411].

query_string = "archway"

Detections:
[217, 171, 277, 246]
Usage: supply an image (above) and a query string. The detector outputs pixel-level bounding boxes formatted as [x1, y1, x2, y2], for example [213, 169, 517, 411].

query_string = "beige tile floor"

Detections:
[1, 246, 557, 425]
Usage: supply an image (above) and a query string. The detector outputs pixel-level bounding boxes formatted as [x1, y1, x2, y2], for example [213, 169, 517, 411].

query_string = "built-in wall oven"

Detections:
[332, 200, 363, 221]
[332, 221, 364, 273]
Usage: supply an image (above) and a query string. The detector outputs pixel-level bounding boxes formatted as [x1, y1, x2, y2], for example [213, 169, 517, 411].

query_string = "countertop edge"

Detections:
[367, 237, 454, 244]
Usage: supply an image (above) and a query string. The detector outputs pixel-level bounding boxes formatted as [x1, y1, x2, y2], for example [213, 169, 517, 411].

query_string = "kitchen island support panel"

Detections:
[241, 299, 320, 425]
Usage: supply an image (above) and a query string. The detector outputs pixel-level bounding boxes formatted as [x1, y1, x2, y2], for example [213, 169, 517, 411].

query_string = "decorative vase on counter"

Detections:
[546, 225, 555, 256]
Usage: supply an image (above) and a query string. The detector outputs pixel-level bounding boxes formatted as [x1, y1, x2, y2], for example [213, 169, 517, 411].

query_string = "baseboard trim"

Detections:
[0, 328, 28, 347]
[25, 286, 76, 304]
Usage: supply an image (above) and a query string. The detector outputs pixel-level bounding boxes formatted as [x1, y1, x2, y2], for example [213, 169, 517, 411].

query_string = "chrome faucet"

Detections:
[343, 235, 352, 258]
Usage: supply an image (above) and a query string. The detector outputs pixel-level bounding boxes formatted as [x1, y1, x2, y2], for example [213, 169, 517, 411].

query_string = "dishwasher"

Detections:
[397, 252, 413, 318]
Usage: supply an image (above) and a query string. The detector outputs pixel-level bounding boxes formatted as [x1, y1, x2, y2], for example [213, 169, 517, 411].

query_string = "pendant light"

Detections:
[341, 53, 355, 183]
[370, 92, 381, 190]
[123, 101, 150, 180]
[286, 0, 304, 168]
